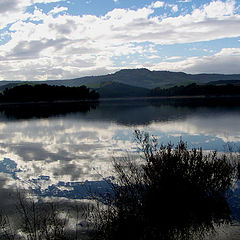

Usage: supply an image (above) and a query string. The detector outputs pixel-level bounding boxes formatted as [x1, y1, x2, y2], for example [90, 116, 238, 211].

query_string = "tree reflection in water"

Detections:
[0, 101, 98, 120]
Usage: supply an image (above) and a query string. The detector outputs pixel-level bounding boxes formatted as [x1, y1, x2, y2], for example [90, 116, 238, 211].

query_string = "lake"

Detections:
[0, 98, 240, 196]
[0, 97, 240, 239]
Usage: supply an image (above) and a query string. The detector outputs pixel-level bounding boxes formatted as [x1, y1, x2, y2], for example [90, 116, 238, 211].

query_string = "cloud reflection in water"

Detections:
[0, 99, 239, 200]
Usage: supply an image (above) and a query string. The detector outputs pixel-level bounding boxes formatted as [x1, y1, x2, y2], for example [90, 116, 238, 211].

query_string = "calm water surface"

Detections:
[0, 98, 240, 202]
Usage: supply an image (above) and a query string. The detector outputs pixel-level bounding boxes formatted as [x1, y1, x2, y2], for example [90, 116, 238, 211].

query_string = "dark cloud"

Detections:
[0, 0, 19, 13]
[4, 142, 73, 162]
[8, 38, 69, 59]
[48, 19, 77, 35]
[52, 162, 92, 181]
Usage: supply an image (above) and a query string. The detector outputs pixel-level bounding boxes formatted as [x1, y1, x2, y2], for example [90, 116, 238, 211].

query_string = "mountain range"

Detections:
[1, 68, 240, 98]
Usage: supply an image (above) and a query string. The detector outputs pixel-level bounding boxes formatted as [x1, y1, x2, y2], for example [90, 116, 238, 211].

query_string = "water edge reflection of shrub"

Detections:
[0, 193, 95, 240]
[90, 130, 238, 240]
[0, 131, 239, 240]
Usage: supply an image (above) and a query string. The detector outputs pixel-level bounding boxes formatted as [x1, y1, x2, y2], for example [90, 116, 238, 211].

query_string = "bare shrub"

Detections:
[91, 130, 237, 240]
[0, 192, 93, 240]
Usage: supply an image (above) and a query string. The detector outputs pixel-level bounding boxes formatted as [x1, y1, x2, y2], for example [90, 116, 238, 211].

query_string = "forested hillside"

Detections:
[150, 83, 240, 97]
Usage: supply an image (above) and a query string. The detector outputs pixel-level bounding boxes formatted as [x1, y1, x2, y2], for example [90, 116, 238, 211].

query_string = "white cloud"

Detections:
[165, 56, 182, 61]
[49, 6, 68, 15]
[215, 47, 240, 56]
[171, 5, 179, 13]
[193, 0, 235, 18]
[185, 48, 240, 74]
[150, 1, 164, 9]
[0, 0, 240, 80]
[0, 0, 64, 29]
[178, 0, 192, 2]
[33, 0, 64, 3]
[149, 48, 240, 74]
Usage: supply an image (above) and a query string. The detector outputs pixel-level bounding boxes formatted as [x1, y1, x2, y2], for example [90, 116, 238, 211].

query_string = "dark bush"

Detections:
[92, 131, 237, 240]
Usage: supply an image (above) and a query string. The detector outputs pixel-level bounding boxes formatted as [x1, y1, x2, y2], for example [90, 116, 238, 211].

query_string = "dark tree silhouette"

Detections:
[1, 84, 99, 103]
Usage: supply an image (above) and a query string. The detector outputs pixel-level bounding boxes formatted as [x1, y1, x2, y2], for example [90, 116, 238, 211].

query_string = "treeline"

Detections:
[0, 84, 99, 102]
[150, 83, 240, 97]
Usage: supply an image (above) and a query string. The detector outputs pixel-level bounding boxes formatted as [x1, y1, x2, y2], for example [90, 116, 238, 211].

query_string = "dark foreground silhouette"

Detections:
[91, 131, 238, 240]
[0, 132, 239, 240]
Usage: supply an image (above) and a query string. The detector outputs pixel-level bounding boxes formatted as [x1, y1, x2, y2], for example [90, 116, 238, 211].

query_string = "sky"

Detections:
[0, 0, 240, 81]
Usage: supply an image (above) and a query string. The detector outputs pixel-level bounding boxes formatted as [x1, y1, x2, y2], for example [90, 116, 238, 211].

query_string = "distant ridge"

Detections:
[1, 69, 240, 98]
[96, 81, 150, 98]
[55, 69, 240, 89]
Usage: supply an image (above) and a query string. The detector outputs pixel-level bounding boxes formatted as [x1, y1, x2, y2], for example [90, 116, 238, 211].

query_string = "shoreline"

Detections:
[99, 95, 240, 102]
[0, 95, 239, 106]
[0, 99, 99, 107]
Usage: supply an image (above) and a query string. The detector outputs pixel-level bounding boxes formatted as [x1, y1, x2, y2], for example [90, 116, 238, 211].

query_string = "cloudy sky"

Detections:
[0, 0, 240, 81]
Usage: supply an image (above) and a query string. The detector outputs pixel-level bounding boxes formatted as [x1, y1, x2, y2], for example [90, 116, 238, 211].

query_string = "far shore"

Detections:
[99, 95, 240, 102]
[0, 99, 99, 107]
[0, 95, 239, 106]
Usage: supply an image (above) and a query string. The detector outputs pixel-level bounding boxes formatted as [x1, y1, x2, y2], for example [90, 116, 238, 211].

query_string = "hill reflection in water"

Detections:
[0, 97, 239, 124]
